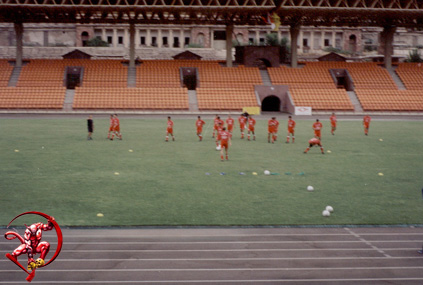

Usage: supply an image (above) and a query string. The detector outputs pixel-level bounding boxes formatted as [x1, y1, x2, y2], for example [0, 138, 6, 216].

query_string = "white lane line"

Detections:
[2, 266, 423, 273]
[1, 240, 421, 246]
[345, 228, 392, 258]
[2, 278, 423, 284]
[37, 232, 423, 238]
[2, 256, 421, 263]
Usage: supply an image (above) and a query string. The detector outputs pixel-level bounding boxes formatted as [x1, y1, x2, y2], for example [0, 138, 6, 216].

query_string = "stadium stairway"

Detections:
[127, 66, 136, 87]
[259, 69, 272, 86]
[346, 91, 363, 112]
[63, 89, 75, 111]
[188, 90, 199, 111]
[389, 67, 406, 90]
[8, 66, 22, 87]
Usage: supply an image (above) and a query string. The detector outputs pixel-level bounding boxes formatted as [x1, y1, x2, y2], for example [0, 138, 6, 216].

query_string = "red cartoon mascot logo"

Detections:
[4, 212, 63, 282]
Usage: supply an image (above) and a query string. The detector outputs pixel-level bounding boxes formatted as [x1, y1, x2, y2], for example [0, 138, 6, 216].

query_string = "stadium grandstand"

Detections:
[0, 1, 422, 113]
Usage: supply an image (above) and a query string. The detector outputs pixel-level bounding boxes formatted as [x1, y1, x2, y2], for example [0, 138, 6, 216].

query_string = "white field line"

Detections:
[3, 278, 423, 284]
[2, 266, 423, 273]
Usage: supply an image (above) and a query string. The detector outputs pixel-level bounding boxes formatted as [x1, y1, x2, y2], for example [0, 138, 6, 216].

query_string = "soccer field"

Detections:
[1, 116, 423, 227]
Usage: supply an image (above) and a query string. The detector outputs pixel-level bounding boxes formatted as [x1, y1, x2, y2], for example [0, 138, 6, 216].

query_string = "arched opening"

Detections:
[196, 33, 205, 47]
[81, 31, 89, 46]
[261, 95, 280, 112]
[253, 58, 272, 70]
[349, 34, 357, 54]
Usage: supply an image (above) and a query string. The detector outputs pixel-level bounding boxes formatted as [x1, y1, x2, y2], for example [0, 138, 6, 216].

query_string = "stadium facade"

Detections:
[1, 23, 423, 60]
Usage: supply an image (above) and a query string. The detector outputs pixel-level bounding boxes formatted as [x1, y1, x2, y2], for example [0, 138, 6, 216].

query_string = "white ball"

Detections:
[322, 210, 330, 217]
[326, 206, 334, 212]
[216, 146, 221, 151]
[307, 185, 314, 191]
[264, 170, 270, 175]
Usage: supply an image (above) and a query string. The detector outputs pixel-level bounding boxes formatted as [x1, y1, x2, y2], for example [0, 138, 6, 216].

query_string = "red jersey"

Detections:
[313, 122, 322, 131]
[114, 117, 120, 127]
[109, 117, 114, 126]
[214, 118, 224, 129]
[363, 116, 371, 124]
[248, 117, 256, 127]
[288, 119, 296, 129]
[238, 116, 247, 126]
[167, 120, 174, 129]
[309, 138, 321, 145]
[268, 119, 279, 131]
[226, 118, 234, 127]
[330, 115, 337, 126]
[196, 119, 205, 128]
[220, 130, 231, 143]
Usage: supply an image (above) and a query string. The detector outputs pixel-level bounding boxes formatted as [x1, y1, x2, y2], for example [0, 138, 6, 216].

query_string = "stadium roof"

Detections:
[0, 0, 423, 27]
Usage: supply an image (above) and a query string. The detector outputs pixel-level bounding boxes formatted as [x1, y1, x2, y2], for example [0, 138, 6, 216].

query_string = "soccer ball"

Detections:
[326, 206, 334, 212]
[216, 145, 221, 151]
[264, 170, 270, 175]
[307, 185, 314, 191]
[322, 210, 330, 217]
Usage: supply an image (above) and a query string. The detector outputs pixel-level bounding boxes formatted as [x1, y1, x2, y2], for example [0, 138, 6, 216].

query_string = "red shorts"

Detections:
[114, 126, 120, 132]
[314, 130, 321, 137]
[167, 127, 173, 133]
[109, 126, 114, 132]
[248, 125, 255, 132]
[240, 124, 245, 130]
[197, 127, 203, 134]
[331, 123, 336, 128]
[220, 141, 229, 149]
[228, 125, 233, 132]
[288, 128, 295, 134]
[364, 123, 370, 128]
[268, 127, 275, 133]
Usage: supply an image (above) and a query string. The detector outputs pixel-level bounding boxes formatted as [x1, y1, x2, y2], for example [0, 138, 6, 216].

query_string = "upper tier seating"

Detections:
[0, 87, 65, 109]
[73, 87, 189, 110]
[395, 63, 423, 90]
[0, 60, 13, 87]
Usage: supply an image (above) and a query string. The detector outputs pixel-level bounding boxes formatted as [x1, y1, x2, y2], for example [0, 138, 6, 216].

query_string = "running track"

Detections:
[1, 227, 423, 284]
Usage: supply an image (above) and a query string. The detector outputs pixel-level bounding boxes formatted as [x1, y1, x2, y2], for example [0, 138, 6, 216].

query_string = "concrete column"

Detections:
[135, 28, 140, 48]
[102, 28, 106, 42]
[382, 25, 396, 70]
[14, 22, 23, 68]
[332, 31, 336, 48]
[321, 31, 325, 50]
[226, 24, 233, 67]
[310, 31, 314, 50]
[146, 29, 151, 46]
[129, 22, 135, 68]
[112, 28, 117, 47]
[180, 29, 184, 47]
[210, 29, 214, 49]
[124, 28, 129, 48]
[157, 29, 162, 48]
[290, 23, 300, 68]
[255, 30, 260, 45]
[298, 30, 303, 50]
[169, 29, 174, 48]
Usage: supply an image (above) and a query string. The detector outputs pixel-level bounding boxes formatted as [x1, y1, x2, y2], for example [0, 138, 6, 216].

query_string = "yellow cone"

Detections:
[97, 213, 104, 217]
[114, 172, 120, 175]
[378, 172, 384, 176]
[14, 149, 19, 152]
[129, 149, 133, 152]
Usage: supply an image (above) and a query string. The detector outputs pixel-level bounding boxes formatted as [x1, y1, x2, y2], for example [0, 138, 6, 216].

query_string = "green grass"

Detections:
[1, 117, 423, 227]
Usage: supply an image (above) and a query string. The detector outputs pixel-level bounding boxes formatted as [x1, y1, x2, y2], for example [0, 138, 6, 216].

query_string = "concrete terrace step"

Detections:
[8, 66, 22, 87]
[347, 91, 363, 113]
[259, 69, 272, 86]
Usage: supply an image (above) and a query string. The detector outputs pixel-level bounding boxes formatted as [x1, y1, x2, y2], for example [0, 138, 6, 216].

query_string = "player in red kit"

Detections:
[286, 115, 296, 143]
[268, 117, 279, 143]
[212, 115, 224, 138]
[215, 122, 224, 147]
[363, 115, 371, 135]
[247, 115, 256, 141]
[304, 138, 324, 154]
[238, 114, 247, 139]
[312, 119, 323, 140]
[195, 116, 205, 141]
[219, 127, 232, 161]
[330, 113, 337, 135]
[226, 115, 234, 133]
[107, 114, 114, 139]
[165, 116, 175, 142]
